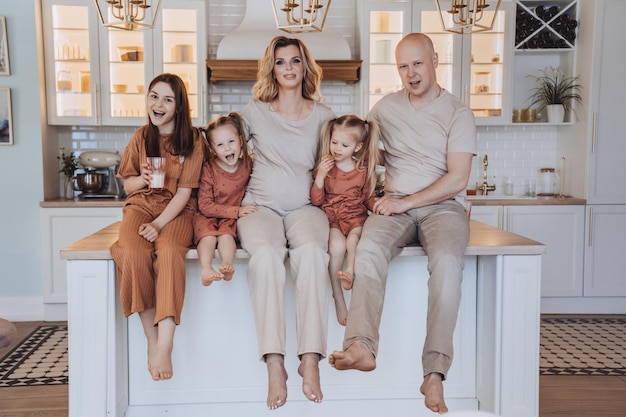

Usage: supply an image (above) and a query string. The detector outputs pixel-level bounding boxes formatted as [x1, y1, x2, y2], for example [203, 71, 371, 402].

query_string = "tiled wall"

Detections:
[58, 0, 560, 196]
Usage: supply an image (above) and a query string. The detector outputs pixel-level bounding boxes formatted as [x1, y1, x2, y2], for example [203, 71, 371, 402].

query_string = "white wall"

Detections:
[0, 0, 46, 318]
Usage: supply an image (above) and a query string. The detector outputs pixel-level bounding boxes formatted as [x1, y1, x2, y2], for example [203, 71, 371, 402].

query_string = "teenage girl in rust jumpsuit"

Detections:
[110, 73, 204, 381]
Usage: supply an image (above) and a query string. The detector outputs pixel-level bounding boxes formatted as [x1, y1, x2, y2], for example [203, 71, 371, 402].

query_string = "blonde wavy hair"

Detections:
[252, 36, 324, 103]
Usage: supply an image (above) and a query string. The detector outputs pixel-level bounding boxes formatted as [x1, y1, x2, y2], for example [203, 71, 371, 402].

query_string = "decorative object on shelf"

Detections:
[434, 0, 501, 34]
[526, 66, 582, 123]
[515, 2, 578, 49]
[271, 0, 331, 33]
[94, 0, 162, 31]
[58, 147, 78, 199]
[512, 108, 536, 123]
[0, 87, 12, 146]
[0, 16, 9, 76]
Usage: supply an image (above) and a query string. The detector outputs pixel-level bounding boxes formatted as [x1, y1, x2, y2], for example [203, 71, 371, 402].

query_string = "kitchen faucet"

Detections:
[479, 155, 496, 196]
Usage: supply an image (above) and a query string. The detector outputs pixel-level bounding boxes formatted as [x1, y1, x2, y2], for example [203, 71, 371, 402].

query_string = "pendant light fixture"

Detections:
[94, 0, 162, 31]
[271, 0, 331, 33]
[435, 0, 501, 34]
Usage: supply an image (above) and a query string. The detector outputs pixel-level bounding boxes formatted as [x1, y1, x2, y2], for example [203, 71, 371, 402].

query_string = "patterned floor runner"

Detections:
[0, 324, 68, 387]
[540, 317, 626, 376]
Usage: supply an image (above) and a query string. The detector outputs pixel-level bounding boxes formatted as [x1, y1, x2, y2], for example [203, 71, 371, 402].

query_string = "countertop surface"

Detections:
[41, 196, 586, 208]
[61, 220, 546, 260]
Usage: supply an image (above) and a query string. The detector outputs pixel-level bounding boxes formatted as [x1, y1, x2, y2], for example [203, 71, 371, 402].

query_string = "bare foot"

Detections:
[219, 263, 235, 281]
[150, 342, 174, 381]
[298, 353, 323, 403]
[201, 267, 224, 286]
[420, 372, 448, 414]
[333, 298, 348, 326]
[266, 354, 288, 410]
[328, 341, 376, 371]
[337, 270, 353, 290]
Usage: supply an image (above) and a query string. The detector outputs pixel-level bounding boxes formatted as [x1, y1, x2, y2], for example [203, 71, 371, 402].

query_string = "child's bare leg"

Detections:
[298, 352, 323, 403]
[216, 234, 237, 281]
[139, 308, 158, 376]
[265, 353, 288, 410]
[197, 236, 222, 286]
[151, 316, 176, 381]
[338, 227, 362, 290]
[328, 228, 348, 326]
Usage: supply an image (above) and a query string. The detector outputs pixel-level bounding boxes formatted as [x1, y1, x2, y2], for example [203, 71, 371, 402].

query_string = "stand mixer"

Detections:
[76, 151, 123, 198]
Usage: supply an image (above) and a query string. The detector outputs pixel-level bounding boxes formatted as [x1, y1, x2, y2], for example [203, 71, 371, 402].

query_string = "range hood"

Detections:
[207, 1, 361, 83]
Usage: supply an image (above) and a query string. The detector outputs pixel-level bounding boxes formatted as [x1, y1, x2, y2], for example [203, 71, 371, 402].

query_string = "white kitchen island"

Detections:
[61, 220, 544, 417]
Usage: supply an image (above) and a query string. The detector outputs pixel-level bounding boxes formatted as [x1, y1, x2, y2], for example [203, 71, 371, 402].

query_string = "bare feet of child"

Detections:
[337, 270, 353, 290]
[219, 263, 234, 281]
[298, 353, 323, 403]
[328, 341, 376, 371]
[333, 298, 348, 326]
[148, 341, 174, 381]
[201, 267, 224, 286]
[420, 372, 448, 414]
[266, 353, 288, 410]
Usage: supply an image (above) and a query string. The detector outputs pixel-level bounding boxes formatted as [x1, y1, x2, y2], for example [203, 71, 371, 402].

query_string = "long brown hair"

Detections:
[317, 115, 381, 196]
[144, 73, 196, 157]
[204, 112, 253, 171]
[252, 36, 324, 103]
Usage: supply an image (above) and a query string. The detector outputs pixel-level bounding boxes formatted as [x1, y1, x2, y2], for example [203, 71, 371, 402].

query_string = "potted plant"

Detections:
[57, 147, 78, 199]
[527, 66, 582, 123]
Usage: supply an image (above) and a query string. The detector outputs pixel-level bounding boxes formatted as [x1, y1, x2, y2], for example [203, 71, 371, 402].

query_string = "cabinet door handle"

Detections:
[93, 83, 99, 125]
[464, 84, 469, 106]
[587, 207, 593, 247]
[200, 84, 205, 124]
[592, 112, 598, 153]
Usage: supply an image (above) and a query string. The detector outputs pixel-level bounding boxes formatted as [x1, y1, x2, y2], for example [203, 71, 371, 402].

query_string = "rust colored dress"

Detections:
[311, 165, 376, 236]
[193, 159, 252, 245]
[109, 126, 204, 325]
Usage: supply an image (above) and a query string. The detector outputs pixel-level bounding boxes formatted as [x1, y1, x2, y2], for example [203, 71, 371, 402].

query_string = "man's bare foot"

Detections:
[266, 354, 288, 410]
[298, 353, 323, 403]
[219, 264, 235, 281]
[201, 268, 224, 286]
[328, 341, 376, 371]
[333, 298, 348, 326]
[337, 270, 353, 290]
[420, 372, 448, 414]
[149, 342, 174, 381]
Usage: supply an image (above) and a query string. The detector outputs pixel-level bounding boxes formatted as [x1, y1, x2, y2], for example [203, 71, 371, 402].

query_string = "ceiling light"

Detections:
[271, 0, 331, 33]
[94, 0, 162, 31]
[435, 0, 501, 34]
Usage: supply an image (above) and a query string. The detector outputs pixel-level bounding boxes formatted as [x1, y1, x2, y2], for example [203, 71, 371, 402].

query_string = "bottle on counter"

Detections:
[539, 167, 559, 196]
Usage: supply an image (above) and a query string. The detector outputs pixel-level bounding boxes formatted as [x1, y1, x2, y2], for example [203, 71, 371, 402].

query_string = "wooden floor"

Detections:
[1, 321, 626, 417]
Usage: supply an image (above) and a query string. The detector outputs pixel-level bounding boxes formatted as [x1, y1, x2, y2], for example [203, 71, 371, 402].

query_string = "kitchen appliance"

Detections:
[76, 151, 123, 198]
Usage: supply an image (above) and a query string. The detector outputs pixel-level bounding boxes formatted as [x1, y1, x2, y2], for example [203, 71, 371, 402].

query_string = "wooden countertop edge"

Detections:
[61, 220, 546, 260]
[41, 196, 585, 209]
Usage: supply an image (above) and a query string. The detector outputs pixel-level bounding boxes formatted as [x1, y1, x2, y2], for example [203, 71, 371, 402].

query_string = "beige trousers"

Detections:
[237, 205, 330, 360]
[344, 200, 470, 379]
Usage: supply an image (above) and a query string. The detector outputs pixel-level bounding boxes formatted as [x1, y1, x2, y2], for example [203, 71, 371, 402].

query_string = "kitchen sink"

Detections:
[467, 194, 538, 200]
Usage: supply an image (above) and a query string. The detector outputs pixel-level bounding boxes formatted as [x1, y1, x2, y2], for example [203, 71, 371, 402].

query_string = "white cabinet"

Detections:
[42, 0, 207, 127]
[471, 204, 585, 298]
[41, 207, 122, 320]
[359, 1, 514, 125]
[584, 205, 626, 297]
[512, 0, 579, 124]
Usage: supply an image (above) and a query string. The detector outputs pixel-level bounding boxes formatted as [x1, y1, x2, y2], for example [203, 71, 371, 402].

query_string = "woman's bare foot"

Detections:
[333, 297, 348, 326]
[266, 354, 288, 410]
[337, 270, 353, 290]
[420, 372, 448, 414]
[298, 353, 323, 403]
[150, 341, 174, 381]
[201, 267, 224, 286]
[219, 264, 235, 281]
[328, 341, 376, 371]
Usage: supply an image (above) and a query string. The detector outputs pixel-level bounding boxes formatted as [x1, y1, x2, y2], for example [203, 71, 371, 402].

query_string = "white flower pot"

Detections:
[546, 104, 565, 123]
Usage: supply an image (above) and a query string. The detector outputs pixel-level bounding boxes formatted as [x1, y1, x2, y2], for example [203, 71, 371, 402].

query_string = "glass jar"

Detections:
[539, 168, 559, 196]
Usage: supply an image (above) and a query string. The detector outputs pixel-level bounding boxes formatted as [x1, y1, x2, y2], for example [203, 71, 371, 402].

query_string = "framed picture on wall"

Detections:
[0, 87, 13, 145]
[0, 17, 9, 76]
